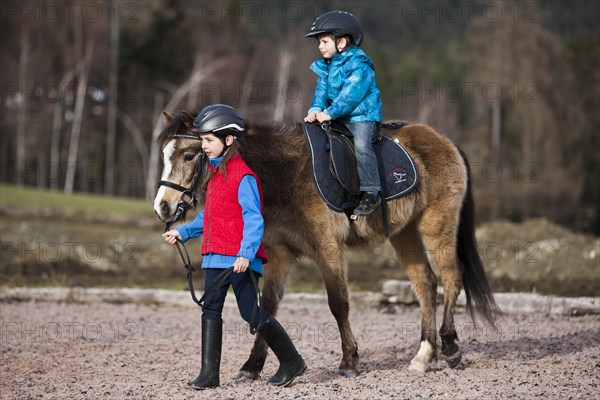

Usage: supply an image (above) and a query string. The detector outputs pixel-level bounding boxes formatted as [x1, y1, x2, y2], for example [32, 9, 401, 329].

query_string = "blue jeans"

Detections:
[344, 121, 381, 192]
[202, 268, 270, 329]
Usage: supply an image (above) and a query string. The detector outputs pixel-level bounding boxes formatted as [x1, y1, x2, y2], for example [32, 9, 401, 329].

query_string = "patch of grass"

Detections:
[0, 184, 149, 216]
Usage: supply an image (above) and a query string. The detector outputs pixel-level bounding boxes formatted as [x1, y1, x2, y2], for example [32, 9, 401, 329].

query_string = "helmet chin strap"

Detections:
[216, 135, 236, 158]
[217, 146, 228, 158]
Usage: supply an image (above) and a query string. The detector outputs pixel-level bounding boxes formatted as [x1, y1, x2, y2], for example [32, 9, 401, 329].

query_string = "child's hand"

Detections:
[304, 111, 319, 123]
[233, 256, 249, 273]
[162, 230, 181, 245]
[316, 111, 332, 123]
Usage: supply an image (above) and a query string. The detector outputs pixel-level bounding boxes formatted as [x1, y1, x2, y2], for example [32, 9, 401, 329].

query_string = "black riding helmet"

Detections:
[191, 104, 244, 137]
[305, 10, 363, 47]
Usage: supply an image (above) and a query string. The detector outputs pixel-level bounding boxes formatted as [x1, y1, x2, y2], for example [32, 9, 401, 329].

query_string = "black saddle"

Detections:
[302, 121, 418, 213]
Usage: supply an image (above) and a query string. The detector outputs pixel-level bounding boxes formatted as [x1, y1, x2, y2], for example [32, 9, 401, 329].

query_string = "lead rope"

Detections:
[164, 206, 204, 307]
[248, 269, 264, 334]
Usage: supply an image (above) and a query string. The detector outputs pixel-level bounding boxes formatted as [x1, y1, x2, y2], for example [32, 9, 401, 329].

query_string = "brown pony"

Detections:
[153, 110, 499, 377]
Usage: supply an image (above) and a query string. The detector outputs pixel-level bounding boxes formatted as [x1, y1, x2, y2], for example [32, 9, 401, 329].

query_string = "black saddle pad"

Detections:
[302, 122, 418, 212]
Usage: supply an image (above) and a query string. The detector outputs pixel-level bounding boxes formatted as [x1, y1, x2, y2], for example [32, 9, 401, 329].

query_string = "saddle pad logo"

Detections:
[392, 168, 407, 184]
[391, 168, 406, 184]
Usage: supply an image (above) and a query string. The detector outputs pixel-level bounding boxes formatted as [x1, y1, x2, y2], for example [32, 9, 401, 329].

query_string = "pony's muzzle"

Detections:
[154, 200, 170, 221]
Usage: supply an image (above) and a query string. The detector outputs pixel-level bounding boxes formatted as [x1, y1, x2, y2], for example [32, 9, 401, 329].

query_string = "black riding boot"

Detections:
[353, 192, 381, 216]
[188, 317, 222, 390]
[258, 318, 307, 387]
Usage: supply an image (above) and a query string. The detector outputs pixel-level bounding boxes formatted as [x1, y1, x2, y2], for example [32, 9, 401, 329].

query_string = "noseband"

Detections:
[157, 134, 205, 230]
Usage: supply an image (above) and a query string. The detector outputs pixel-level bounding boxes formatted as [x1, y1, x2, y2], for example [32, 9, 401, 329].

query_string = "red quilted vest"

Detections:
[201, 154, 268, 263]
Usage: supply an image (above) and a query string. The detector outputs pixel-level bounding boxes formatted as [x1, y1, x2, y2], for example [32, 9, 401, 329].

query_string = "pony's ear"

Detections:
[181, 110, 195, 131]
[162, 111, 174, 123]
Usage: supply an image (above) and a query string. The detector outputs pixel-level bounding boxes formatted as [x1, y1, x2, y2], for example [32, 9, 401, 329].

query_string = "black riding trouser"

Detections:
[201, 268, 269, 328]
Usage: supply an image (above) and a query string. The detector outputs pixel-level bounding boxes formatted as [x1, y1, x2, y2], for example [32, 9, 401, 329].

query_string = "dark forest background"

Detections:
[1, 0, 598, 233]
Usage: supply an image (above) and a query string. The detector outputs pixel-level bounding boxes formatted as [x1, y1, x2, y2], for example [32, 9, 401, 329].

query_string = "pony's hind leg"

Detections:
[238, 245, 295, 380]
[419, 211, 463, 369]
[389, 223, 438, 372]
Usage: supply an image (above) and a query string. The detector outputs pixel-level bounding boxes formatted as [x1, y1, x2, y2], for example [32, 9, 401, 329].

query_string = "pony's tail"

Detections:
[457, 149, 501, 326]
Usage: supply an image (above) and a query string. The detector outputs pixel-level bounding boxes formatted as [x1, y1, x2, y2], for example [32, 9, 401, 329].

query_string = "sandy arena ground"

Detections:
[1, 295, 599, 399]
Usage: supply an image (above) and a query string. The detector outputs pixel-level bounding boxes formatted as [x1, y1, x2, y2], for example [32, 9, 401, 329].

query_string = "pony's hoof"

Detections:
[236, 369, 259, 381]
[409, 340, 433, 372]
[338, 369, 359, 378]
[409, 360, 428, 373]
[443, 350, 462, 369]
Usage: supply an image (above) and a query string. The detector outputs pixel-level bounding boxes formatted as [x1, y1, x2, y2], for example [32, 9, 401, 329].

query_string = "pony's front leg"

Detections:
[238, 246, 294, 380]
[315, 246, 359, 377]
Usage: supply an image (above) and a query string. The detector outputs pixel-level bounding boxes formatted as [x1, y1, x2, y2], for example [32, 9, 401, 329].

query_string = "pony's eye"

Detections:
[184, 154, 195, 162]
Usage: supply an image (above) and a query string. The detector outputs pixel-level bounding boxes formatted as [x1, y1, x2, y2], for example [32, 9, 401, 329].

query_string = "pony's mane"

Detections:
[158, 111, 412, 147]
[158, 111, 303, 148]
[245, 120, 302, 136]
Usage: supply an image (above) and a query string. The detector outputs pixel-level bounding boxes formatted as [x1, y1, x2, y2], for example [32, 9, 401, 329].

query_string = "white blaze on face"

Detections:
[153, 139, 177, 216]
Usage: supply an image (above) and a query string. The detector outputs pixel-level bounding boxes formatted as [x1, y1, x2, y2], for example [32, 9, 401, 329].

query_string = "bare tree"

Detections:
[117, 109, 149, 184]
[16, 25, 29, 187]
[490, 22, 503, 166]
[50, 69, 75, 190]
[186, 53, 203, 111]
[464, 0, 585, 222]
[50, 102, 63, 189]
[239, 49, 262, 116]
[104, 0, 120, 195]
[273, 48, 292, 123]
[64, 44, 94, 195]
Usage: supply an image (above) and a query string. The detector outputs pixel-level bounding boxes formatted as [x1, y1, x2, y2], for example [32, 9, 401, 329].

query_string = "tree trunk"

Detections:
[64, 44, 93, 195]
[16, 26, 29, 186]
[186, 54, 202, 111]
[490, 24, 502, 167]
[146, 92, 165, 201]
[491, 101, 501, 165]
[117, 109, 149, 190]
[50, 102, 63, 190]
[239, 49, 261, 115]
[273, 49, 292, 123]
[104, 0, 120, 195]
[50, 69, 75, 190]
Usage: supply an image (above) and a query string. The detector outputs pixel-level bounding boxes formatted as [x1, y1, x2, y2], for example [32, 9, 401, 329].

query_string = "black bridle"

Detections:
[157, 134, 206, 307]
[157, 133, 263, 333]
[158, 134, 206, 230]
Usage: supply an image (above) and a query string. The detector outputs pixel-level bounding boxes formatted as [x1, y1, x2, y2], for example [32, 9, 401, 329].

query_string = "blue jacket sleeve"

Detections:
[308, 60, 329, 114]
[309, 75, 329, 114]
[325, 63, 372, 119]
[176, 210, 204, 243]
[237, 175, 264, 260]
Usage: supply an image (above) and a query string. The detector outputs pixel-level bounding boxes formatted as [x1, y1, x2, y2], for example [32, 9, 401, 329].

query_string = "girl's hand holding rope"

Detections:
[233, 256, 249, 273]
[163, 230, 181, 245]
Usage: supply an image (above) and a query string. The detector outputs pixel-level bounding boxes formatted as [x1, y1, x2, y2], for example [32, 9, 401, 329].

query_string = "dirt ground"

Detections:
[1, 296, 599, 400]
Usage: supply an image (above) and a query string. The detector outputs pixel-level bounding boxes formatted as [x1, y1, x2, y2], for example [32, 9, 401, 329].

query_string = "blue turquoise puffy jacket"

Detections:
[308, 46, 382, 123]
